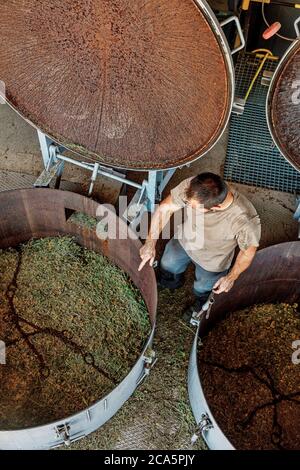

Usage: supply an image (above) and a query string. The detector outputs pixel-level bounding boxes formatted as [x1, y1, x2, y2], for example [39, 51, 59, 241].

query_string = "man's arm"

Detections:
[213, 246, 257, 294]
[138, 195, 181, 271]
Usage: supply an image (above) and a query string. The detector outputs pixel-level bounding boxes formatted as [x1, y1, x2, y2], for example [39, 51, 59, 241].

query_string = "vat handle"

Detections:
[220, 16, 246, 55]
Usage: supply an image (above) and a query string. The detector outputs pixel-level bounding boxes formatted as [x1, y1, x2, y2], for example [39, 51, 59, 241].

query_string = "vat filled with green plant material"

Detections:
[0, 188, 157, 450]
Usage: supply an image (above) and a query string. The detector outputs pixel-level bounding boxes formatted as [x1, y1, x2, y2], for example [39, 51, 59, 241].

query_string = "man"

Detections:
[139, 173, 261, 314]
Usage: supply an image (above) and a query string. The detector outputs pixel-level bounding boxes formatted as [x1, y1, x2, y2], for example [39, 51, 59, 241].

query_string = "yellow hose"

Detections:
[244, 49, 275, 102]
[251, 48, 274, 55]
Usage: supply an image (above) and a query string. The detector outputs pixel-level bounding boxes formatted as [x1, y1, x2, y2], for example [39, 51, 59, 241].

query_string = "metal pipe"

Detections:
[55, 154, 143, 190]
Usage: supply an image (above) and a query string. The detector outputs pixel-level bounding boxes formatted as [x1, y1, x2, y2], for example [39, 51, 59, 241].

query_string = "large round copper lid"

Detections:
[268, 41, 300, 172]
[0, 0, 231, 170]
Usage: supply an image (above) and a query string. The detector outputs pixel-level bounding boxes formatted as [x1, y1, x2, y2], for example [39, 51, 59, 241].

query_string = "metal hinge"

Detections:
[51, 423, 86, 448]
[136, 348, 157, 386]
[191, 413, 214, 444]
[55, 423, 71, 446]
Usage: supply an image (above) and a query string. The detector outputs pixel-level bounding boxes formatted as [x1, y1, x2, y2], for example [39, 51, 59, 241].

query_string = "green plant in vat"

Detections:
[0, 236, 151, 430]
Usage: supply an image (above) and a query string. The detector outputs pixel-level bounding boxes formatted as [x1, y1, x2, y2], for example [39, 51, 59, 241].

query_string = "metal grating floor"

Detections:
[224, 53, 300, 194]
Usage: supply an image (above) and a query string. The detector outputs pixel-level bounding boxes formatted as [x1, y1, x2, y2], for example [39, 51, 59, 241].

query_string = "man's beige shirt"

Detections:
[170, 177, 261, 272]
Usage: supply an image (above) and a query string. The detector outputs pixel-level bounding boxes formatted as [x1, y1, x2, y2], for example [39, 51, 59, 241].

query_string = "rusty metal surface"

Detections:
[0, 188, 157, 325]
[0, 0, 230, 170]
[268, 41, 300, 172]
[200, 241, 300, 336]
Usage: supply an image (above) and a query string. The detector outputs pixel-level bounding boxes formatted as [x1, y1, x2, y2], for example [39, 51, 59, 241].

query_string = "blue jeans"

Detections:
[160, 238, 228, 297]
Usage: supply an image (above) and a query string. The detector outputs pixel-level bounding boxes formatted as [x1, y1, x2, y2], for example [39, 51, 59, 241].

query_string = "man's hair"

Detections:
[185, 173, 228, 209]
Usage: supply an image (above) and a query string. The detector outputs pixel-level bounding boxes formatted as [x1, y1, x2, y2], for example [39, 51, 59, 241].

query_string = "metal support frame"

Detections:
[35, 130, 176, 227]
[123, 167, 176, 230]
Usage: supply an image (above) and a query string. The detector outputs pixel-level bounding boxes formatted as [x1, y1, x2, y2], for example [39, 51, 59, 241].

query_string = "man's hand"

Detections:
[213, 246, 258, 294]
[213, 274, 235, 294]
[138, 195, 180, 272]
[138, 240, 156, 271]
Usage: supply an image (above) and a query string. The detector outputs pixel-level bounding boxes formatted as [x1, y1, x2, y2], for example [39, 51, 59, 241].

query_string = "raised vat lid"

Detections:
[0, 0, 230, 170]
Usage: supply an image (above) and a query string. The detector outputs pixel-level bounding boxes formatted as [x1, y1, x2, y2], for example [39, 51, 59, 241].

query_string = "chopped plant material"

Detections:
[67, 211, 99, 230]
[0, 237, 150, 430]
[199, 303, 300, 450]
[68, 275, 205, 451]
